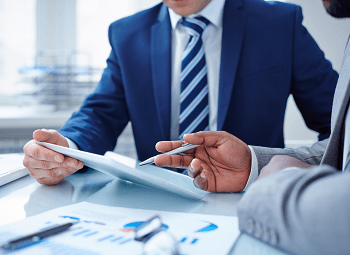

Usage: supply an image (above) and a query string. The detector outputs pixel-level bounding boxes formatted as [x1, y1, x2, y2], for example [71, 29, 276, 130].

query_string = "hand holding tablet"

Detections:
[35, 141, 207, 200]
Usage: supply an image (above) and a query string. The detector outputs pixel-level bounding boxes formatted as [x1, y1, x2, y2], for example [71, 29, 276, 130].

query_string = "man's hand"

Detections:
[23, 129, 84, 185]
[154, 131, 251, 192]
[258, 155, 313, 179]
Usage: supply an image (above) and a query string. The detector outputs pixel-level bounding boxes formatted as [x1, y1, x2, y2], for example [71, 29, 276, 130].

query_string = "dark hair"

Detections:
[323, 0, 350, 18]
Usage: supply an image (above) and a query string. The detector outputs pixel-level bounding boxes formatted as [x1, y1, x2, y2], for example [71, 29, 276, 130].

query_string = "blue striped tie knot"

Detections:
[179, 16, 210, 140]
[181, 16, 210, 37]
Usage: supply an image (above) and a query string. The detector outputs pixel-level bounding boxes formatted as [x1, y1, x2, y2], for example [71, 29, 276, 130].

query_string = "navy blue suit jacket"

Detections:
[59, 0, 338, 161]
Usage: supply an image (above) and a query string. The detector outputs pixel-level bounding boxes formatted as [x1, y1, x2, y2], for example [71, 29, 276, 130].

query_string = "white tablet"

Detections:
[35, 141, 207, 200]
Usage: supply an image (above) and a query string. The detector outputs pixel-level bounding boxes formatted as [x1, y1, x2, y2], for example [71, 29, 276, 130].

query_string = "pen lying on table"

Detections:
[139, 143, 200, 166]
[0, 222, 78, 251]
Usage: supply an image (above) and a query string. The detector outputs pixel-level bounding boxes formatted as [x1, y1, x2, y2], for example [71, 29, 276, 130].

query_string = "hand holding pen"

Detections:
[139, 143, 200, 166]
[150, 131, 252, 193]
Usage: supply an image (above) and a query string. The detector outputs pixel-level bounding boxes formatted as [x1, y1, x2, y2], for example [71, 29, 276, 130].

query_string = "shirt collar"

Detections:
[168, 0, 226, 30]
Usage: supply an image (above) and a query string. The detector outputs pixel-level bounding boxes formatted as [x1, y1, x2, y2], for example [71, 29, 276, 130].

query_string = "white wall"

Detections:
[76, 0, 161, 70]
[284, 0, 350, 147]
[36, 0, 77, 66]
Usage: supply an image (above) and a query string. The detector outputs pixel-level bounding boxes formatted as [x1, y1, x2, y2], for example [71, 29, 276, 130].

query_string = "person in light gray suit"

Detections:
[154, 0, 350, 254]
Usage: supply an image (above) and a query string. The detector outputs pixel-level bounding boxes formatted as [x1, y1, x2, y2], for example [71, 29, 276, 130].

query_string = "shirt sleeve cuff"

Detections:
[242, 146, 259, 191]
[65, 137, 79, 150]
[281, 166, 300, 172]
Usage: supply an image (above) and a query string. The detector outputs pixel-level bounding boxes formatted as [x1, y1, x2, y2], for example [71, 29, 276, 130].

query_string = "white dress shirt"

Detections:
[168, 0, 225, 140]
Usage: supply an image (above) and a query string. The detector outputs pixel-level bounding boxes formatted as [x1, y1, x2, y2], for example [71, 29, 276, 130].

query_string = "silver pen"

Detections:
[139, 143, 200, 166]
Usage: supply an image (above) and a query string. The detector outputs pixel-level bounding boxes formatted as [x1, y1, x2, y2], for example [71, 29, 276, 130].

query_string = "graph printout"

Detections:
[0, 202, 240, 255]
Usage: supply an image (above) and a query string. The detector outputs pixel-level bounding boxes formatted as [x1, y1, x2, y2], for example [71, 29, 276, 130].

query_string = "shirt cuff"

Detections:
[65, 137, 79, 150]
[242, 146, 259, 191]
[281, 166, 300, 172]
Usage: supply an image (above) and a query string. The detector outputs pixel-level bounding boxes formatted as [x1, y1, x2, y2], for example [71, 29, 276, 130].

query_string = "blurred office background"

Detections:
[0, 0, 349, 157]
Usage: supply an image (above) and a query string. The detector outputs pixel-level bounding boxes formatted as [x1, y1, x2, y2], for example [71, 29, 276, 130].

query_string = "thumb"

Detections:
[33, 129, 69, 147]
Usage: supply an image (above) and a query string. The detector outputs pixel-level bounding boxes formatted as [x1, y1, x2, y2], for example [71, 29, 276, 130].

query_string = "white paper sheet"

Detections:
[0, 202, 240, 255]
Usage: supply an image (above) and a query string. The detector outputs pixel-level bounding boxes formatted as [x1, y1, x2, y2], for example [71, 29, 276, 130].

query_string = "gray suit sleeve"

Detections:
[237, 166, 350, 255]
[252, 139, 328, 174]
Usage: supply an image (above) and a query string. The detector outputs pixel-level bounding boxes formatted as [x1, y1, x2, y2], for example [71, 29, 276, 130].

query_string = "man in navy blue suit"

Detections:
[154, 1, 350, 253]
[23, 0, 338, 185]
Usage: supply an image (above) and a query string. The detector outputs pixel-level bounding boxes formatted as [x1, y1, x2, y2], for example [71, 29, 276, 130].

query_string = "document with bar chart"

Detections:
[0, 202, 240, 255]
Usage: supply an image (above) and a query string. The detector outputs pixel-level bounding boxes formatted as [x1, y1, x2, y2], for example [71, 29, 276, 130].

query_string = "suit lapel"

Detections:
[217, 0, 246, 131]
[322, 80, 350, 168]
[322, 40, 350, 168]
[151, 4, 172, 140]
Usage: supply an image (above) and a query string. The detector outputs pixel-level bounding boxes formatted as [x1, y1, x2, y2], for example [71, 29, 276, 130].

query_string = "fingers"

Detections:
[183, 131, 232, 147]
[33, 129, 69, 147]
[154, 154, 193, 168]
[26, 157, 84, 185]
[24, 151, 83, 171]
[34, 166, 75, 185]
[24, 140, 65, 163]
[155, 131, 234, 154]
[187, 158, 214, 192]
[187, 158, 202, 178]
[155, 141, 184, 153]
[193, 170, 209, 191]
[23, 138, 84, 185]
[29, 165, 77, 180]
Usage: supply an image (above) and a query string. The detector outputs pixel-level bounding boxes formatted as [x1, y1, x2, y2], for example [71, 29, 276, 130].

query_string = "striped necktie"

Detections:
[179, 16, 210, 140]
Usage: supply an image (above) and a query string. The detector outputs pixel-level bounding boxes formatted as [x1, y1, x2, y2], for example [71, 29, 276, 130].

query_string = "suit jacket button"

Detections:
[262, 226, 270, 243]
[246, 218, 255, 234]
[254, 222, 263, 238]
[270, 229, 279, 246]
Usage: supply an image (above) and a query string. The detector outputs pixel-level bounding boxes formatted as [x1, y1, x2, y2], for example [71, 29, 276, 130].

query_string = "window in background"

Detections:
[76, 0, 161, 69]
[0, 0, 285, 100]
[0, 0, 36, 98]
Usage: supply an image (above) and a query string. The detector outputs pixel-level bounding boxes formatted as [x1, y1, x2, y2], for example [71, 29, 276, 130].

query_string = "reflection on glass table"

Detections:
[0, 162, 288, 255]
